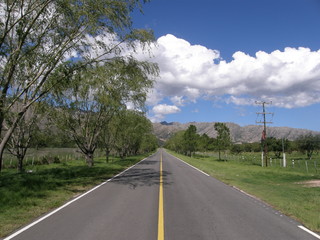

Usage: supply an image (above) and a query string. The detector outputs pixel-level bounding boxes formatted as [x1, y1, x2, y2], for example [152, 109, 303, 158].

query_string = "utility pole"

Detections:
[255, 101, 273, 167]
[282, 138, 286, 167]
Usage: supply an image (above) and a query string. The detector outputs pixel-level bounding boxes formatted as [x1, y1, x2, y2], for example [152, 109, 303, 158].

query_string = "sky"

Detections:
[131, 0, 320, 131]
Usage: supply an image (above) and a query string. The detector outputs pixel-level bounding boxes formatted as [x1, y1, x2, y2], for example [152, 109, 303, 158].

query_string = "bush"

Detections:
[40, 156, 60, 164]
[41, 156, 49, 165]
[53, 156, 60, 164]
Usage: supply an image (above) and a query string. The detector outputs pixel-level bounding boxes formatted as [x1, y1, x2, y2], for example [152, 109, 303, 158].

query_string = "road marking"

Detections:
[169, 153, 209, 176]
[157, 153, 164, 240]
[298, 225, 320, 239]
[3, 156, 150, 240]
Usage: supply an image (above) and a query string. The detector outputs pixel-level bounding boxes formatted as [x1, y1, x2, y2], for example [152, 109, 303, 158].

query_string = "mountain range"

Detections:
[152, 121, 320, 143]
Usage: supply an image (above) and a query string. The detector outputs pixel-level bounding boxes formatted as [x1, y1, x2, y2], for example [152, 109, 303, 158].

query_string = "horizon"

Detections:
[154, 120, 320, 133]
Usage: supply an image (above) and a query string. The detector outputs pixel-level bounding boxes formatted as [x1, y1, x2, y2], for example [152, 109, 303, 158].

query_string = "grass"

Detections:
[2, 148, 105, 168]
[168, 150, 320, 233]
[0, 154, 149, 238]
[201, 151, 320, 174]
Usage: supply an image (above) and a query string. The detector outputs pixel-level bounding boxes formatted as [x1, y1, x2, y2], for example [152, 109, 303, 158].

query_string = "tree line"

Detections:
[0, 0, 158, 172]
[165, 123, 320, 160]
[165, 123, 232, 161]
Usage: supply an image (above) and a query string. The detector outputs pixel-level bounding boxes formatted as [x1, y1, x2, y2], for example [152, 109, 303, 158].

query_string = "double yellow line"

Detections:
[157, 153, 164, 240]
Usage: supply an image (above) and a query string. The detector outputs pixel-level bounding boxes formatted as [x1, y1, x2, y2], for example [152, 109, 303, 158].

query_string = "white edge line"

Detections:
[166, 151, 320, 240]
[232, 186, 261, 201]
[3, 156, 149, 240]
[298, 226, 320, 239]
[168, 152, 209, 177]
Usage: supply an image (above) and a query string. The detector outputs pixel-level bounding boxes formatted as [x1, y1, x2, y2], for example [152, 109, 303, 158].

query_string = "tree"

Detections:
[164, 130, 186, 154]
[297, 134, 320, 160]
[6, 105, 38, 172]
[53, 59, 156, 166]
[230, 144, 244, 155]
[198, 133, 214, 152]
[183, 125, 199, 156]
[0, 0, 154, 171]
[99, 117, 116, 163]
[214, 122, 231, 160]
[112, 110, 155, 158]
[139, 133, 158, 153]
[266, 137, 290, 158]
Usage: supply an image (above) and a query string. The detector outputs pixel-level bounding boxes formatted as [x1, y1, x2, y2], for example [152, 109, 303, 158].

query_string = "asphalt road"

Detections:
[5, 149, 319, 240]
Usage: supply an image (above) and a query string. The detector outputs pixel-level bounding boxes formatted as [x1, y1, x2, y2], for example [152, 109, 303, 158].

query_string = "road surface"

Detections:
[4, 149, 319, 240]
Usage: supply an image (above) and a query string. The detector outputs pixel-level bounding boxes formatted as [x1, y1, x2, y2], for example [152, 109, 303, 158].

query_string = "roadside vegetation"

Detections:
[1, 1, 319, 237]
[0, 0, 158, 172]
[165, 124, 320, 232]
[165, 124, 320, 171]
[0, 1, 159, 238]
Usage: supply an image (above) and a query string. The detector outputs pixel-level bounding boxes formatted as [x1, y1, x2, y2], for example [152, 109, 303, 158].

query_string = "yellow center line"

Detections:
[157, 152, 164, 240]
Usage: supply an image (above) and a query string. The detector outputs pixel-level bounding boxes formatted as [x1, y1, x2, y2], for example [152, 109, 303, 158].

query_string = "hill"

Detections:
[152, 121, 319, 143]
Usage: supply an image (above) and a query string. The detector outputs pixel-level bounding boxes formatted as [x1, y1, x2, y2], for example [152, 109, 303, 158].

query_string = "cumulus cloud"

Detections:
[146, 34, 320, 108]
[153, 104, 181, 114]
[150, 104, 181, 122]
[170, 96, 185, 106]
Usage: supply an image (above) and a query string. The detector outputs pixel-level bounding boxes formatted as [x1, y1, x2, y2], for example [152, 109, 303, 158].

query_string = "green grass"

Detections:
[201, 151, 319, 172]
[0, 154, 148, 238]
[168, 150, 320, 232]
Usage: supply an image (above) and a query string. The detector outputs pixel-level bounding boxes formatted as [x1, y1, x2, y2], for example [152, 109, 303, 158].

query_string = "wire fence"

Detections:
[196, 151, 319, 175]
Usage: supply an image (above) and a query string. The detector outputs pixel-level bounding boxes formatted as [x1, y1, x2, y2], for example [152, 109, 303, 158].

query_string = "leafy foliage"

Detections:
[165, 124, 216, 156]
[51, 59, 157, 166]
[296, 134, 320, 159]
[214, 122, 231, 160]
[110, 110, 157, 158]
[0, 0, 156, 170]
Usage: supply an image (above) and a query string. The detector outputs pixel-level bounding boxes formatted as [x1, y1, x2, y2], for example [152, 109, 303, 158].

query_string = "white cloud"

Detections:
[150, 104, 181, 122]
[170, 96, 185, 106]
[153, 104, 181, 115]
[146, 89, 163, 106]
[143, 34, 320, 112]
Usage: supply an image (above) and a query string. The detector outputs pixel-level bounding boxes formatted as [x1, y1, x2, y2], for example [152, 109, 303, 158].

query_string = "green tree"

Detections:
[230, 144, 244, 155]
[0, 0, 154, 170]
[214, 122, 231, 160]
[198, 133, 214, 152]
[53, 59, 156, 166]
[183, 125, 199, 156]
[140, 133, 158, 153]
[112, 110, 155, 158]
[99, 117, 116, 163]
[297, 134, 320, 160]
[164, 130, 186, 154]
[6, 105, 37, 172]
[266, 137, 290, 158]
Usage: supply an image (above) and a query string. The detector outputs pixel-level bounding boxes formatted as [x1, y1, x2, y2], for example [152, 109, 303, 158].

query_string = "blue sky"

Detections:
[132, 0, 320, 131]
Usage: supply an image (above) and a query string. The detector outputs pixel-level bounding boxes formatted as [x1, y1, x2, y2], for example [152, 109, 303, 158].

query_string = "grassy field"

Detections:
[167, 150, 320, 232]
[0, 153, 149, 238]
[201, 151, 320, 174]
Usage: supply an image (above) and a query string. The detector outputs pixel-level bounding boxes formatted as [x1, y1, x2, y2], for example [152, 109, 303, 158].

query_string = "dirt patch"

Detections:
[298, 180, 320, 187]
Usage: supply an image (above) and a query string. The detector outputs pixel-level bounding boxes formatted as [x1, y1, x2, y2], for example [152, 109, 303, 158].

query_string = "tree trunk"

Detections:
[17, 155, 24, 173]
[0, 110, 26, 172]
[85, 151, 94, 167]
[105, 149, 110, 163]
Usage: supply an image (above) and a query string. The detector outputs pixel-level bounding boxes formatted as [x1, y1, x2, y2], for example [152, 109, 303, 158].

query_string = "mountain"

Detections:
[152, 122, 319, 143]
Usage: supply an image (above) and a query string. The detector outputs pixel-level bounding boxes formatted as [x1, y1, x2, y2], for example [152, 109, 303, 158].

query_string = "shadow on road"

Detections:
[138, 160, 158, 165]
[112, 167, 171, 189]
